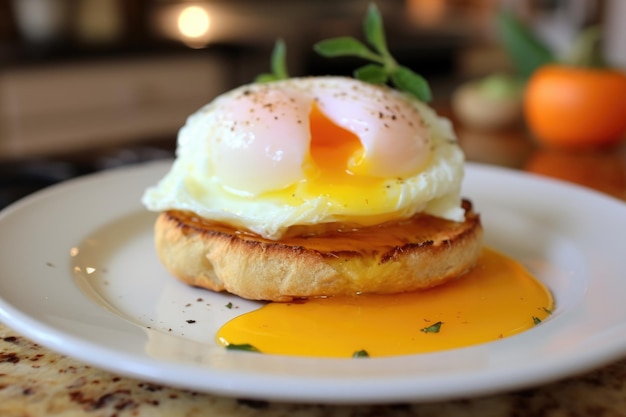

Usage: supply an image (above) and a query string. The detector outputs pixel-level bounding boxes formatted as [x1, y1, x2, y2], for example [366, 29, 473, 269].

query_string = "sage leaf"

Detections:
[271, 38, 288, 80]
[314, 37, 381, 62]
[354, 64, 388, 84]
[496, 11, 555, 79]
[255, 73, 279, 83]
[364, 3, 390, 57]
[313, 2, 433, 101]
[391, 66, 432, 102]
[255, 39, 289, 83]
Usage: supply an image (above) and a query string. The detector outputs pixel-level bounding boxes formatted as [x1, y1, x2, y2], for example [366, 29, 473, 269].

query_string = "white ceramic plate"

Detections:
[1, 160, 626, 404]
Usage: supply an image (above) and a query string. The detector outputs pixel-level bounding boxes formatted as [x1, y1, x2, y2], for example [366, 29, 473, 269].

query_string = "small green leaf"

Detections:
[496, 11, 555, 78]
[314, 37, 382, 62]
[565, 25, 607, 68]
[532, 316, 542, 325]
[421, 321, 443, 333]
[255, 73, 279, 83]
[225, 302, 233, 309]
[255, 39, 289, 83]
[391, 66, 432, 102]
[271, 38, 288, 79]
[354, 64, 388, 84]
[364, 3, 390, 57]
[352, 349, 370, 358]
[313, 3, 433, 101]
[226, 343, 261, 353]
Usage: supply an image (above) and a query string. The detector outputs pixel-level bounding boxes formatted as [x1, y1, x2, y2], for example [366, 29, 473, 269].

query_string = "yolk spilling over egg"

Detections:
[267, 102, 392, 216]
[216, 248, 553, 358]
[308, 103, 364, 177]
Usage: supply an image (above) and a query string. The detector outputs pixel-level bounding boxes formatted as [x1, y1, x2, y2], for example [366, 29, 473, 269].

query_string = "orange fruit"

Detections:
[524, 65, 626, 149]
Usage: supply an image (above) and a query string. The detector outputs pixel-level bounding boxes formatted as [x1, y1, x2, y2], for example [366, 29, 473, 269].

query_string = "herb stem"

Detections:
[313, 2, 432, 102]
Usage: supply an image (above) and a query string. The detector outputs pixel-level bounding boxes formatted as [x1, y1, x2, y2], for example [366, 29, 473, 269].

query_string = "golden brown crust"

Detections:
[154, 200, 483, 301]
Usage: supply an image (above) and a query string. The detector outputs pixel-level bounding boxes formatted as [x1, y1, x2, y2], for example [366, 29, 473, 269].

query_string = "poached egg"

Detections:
[142, 76, 464, 240]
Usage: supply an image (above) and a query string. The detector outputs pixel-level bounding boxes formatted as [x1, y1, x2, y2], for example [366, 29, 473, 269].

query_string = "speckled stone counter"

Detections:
[2, 323, 626, 417]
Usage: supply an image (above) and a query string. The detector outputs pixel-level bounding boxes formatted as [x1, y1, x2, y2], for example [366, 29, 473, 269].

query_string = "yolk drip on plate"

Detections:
[216, 248, 553, 358]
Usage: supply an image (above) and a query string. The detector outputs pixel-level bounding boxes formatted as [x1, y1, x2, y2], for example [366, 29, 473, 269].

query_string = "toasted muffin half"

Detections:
[154, 199, 483, 301]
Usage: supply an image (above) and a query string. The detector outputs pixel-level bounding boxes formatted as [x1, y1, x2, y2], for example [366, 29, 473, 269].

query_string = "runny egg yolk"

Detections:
[263, 103, 410, 225]
[216, 248, 553, 358]
[308, 103, 365, 178]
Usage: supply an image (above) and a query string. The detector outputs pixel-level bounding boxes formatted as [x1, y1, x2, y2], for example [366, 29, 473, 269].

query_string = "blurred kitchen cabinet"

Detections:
[0, 53, 234, 159]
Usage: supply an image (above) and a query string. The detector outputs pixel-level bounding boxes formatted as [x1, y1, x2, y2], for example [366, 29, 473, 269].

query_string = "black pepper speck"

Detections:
[0, 352, 19, 364]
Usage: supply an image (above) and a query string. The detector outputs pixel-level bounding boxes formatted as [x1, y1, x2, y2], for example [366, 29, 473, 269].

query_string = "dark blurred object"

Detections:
[0, 140, 174, 210]
[11, 0, 73, 45]
[3, 0, 147, 62]
[0, 159, 78, 209]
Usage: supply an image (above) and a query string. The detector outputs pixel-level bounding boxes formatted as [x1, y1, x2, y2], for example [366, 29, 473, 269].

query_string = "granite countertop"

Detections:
[2, 322, 626, 417]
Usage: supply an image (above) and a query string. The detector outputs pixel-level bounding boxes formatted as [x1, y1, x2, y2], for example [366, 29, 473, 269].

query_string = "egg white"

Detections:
[143, 76, 465, 240]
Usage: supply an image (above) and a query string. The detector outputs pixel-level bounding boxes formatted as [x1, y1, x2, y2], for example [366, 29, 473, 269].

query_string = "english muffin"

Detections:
[153, 200, 481, 301]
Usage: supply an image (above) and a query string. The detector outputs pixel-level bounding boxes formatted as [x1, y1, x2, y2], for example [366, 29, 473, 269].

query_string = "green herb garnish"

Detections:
[225, 302, 233, 309]
[496, 11, 554, 79]
[256, 38, 289, 83]
[352, 349, 370, 358]
[542, 307, 553, 315]
[532, 316, 542, 325]
[314, 3, 432, 102]
[497, 11, 607, 77]
[226, 343, 261, 353]
[420, 321, 443, 334]
[564, 25, 607, 68]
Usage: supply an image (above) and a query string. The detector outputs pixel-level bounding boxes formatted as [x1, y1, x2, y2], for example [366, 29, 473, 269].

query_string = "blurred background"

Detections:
[0, 0, 624, 207]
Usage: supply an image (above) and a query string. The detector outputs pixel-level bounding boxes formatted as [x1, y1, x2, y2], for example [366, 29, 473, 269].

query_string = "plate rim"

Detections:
[1, 160, 626, 404]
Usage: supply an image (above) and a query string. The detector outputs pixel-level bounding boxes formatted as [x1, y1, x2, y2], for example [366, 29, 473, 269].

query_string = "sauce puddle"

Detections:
[217, 248, 553, 358]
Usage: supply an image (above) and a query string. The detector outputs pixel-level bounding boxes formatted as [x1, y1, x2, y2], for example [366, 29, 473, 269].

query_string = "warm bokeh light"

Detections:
[406, 0, 447, 27]
[177, 6, 211, 39]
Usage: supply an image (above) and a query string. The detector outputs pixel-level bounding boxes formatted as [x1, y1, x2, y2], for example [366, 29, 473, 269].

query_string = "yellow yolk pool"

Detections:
[216, 248, 553, 358]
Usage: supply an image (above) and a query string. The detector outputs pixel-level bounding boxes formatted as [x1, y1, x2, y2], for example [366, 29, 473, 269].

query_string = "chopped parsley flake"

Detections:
[532, 316, 542, 325]
[352, 349, 370, 358]
[225, 302, 233, 309]
[421, 321, 443, 333]
[226, 343, 261, 353]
